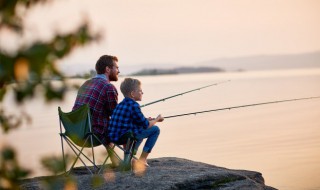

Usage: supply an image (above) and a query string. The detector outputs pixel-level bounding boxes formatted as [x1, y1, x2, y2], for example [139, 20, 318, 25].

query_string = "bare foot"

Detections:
[131, 159, 147, 175]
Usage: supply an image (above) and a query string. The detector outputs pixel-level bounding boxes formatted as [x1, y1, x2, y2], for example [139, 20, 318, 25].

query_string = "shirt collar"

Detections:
[94, 74, 108, 81]
[124, 97, 138, 103]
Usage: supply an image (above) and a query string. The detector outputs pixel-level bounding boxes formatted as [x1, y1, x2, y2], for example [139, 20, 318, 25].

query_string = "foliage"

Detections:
[40, 155, 78, 190]
[0, 146, 30, 190]
[41, 155, 105, 189]
[41, 155, 71, 175]
[0, 0, 51, 32]
[0, 0, 102, 188]
[0, 0, 100, 132]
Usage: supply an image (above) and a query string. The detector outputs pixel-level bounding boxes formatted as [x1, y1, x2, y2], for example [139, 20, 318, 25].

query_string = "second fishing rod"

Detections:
[162, 96, 320, 119]
[140, 80, 230, 108]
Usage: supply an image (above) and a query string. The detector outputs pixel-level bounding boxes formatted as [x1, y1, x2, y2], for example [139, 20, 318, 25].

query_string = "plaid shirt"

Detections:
[108, 97, 149, 142]
[73, 75, 118, 136]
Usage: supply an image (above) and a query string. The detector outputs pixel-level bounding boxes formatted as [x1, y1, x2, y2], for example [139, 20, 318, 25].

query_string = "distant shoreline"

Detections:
[62, 51, 320, 77]
[129, 66, 225, 76]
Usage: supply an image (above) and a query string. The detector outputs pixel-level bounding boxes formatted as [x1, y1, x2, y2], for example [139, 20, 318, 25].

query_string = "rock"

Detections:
[19, 157, 277, 190]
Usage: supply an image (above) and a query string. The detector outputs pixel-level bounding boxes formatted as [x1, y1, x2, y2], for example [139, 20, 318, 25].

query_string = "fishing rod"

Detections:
[140, 80, 230, 108]
[163, 96, 320, 119]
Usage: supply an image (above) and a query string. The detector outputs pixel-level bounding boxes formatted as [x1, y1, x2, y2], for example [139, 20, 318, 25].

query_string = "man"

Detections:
[73, 55, 120, 148]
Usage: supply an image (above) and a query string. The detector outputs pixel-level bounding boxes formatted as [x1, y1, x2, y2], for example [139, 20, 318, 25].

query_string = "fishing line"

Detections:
[17, 81, 231, 130]
[16, 96, 320, 130]
[163, 96, 320, 119]
[140, 80, 230, 108]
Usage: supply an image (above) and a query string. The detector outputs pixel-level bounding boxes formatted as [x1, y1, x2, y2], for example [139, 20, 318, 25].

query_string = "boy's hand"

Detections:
[147, 117, 155, 121]
[156, 114, 164, 122]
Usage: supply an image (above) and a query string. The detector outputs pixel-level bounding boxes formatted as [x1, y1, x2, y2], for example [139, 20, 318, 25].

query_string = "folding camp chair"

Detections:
[58, 104, 121, 175]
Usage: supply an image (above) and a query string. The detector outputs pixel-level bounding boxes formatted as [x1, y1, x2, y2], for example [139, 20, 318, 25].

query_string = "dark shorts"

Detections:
[94, 132, 111, 146]
[92, 125, 110, 146]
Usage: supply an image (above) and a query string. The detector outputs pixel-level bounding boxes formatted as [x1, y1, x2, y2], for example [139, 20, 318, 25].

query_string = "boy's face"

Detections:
[131, 85, 143, 101]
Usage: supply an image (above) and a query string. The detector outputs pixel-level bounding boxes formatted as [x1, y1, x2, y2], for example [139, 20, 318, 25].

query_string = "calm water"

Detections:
[1, 68, 320, 190]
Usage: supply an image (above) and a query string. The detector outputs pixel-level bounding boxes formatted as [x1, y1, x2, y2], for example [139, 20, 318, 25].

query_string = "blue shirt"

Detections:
[108, 97, 149, 142]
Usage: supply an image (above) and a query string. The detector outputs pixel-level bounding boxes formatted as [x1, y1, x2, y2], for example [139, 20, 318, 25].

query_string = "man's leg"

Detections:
[94, 131, 120, 167]
[106, 143, 121, 167]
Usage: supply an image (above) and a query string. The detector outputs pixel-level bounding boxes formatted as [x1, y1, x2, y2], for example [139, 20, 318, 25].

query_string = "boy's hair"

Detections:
[95, 55, 118, 74]
[120, 78, 141, 97]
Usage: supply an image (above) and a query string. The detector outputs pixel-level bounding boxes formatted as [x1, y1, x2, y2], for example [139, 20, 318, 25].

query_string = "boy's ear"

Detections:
[130, 91, 135, 98]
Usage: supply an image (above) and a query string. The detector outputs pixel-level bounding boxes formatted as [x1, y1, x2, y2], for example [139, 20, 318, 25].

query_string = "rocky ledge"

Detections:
[20, 157, 277, 190]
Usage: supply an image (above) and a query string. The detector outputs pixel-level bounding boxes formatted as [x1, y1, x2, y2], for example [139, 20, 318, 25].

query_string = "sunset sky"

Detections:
[3, 0, 320, 74]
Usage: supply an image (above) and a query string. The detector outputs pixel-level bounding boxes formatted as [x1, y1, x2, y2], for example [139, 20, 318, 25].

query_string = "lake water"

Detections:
[1, 68, 320, 190]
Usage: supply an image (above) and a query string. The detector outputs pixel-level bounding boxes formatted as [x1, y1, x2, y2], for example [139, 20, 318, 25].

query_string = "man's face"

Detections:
[109, 61, 120, 81]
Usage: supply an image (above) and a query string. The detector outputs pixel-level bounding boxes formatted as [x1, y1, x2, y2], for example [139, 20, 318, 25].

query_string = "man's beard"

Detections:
[109, 72, 118, 81]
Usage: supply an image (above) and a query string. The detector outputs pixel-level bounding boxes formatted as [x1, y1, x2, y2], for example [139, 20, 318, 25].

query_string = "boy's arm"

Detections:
[132, 103, 150, 129]
[148, 114, 164, 128]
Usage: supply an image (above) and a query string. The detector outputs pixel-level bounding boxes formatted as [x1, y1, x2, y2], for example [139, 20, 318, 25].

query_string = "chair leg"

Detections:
[64, 138, 94, 175]
[123, 139, 132, 164]
[89, 136, 98, 172]
[130, 141, 137, 160]
[60, 134, 67, 174]
[119, 138, 136, 171]
[66, 137, 100, 167]
[114, 144, 138, 160]
[98, 145, 121, 174]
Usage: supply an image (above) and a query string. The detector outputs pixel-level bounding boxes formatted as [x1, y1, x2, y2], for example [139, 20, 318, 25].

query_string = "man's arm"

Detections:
[105, 84, 118, 116]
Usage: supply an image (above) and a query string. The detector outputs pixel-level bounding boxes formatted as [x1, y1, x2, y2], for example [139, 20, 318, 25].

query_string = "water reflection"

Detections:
[1, 69, 320, 190]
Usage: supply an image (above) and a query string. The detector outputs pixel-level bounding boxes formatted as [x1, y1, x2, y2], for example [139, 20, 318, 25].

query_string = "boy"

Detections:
[108, 78, 164, 170]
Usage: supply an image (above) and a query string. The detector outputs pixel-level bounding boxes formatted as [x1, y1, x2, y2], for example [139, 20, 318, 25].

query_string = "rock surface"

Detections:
[20, 157, 277, 190]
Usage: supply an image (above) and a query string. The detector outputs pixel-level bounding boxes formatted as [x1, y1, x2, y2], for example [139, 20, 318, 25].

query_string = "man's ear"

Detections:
[105, 66, 111, 74]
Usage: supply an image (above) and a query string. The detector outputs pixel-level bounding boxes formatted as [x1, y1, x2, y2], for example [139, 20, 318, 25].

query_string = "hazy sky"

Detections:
[5, 0, 320, 74]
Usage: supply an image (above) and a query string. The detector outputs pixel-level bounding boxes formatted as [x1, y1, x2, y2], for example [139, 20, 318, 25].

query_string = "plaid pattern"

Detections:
[73, 76, 118, 137]
[108, 97, 149, 142]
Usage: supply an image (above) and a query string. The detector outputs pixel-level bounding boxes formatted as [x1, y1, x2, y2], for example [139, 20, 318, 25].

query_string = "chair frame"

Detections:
[114, 133, 138, 171]
[59, 104, 139, 175]
[58, 105, 121, 175]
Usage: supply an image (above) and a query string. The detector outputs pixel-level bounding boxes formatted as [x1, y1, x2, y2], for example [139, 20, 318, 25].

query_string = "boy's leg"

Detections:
[134, 125, 160, 157]
[139, 151, 149, 163]
[131, 151, 149, 173]
[132, 126, 160, 173]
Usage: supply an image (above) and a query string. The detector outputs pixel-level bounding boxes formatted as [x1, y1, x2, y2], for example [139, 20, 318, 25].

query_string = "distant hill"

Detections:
[130, 66, 224, 76]
[198, 51, 320, 71]
[123, 51, 320, 75]
[62, 51, 320, 76]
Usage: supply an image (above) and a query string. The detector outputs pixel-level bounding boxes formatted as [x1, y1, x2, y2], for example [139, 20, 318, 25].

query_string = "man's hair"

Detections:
[120, 78, 141, 97]
[95, 55, 118, 74]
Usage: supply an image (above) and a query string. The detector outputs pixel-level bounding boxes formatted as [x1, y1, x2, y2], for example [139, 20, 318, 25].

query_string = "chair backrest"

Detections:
[58, 104, 101, 147]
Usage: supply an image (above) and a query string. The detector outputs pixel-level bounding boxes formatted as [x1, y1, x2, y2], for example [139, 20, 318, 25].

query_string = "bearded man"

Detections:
[73, 55, 120, 150]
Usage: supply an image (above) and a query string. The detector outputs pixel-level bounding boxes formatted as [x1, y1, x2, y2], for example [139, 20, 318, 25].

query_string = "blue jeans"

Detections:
[134, 125, 160, 153]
